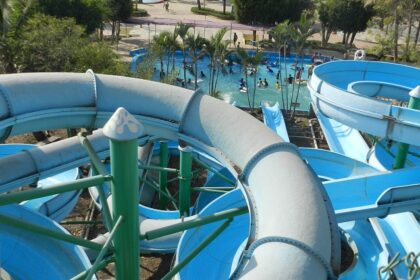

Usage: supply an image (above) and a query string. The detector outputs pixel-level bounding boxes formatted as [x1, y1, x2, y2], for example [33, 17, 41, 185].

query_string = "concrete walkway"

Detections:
[117, 0, 381, 59]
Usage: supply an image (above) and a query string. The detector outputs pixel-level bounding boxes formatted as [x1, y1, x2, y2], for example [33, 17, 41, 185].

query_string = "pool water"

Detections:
[150, 51, 313, 111]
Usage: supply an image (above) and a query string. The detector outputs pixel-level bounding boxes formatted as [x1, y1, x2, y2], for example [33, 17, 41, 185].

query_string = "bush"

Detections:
[191, 7, 234, 20]
[132, 9, 149, 17]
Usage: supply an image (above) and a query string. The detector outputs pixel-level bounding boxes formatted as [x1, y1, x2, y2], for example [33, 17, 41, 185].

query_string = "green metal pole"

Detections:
[0, 175, 109, 206]
[103, 108, 144, 280]
[159, 141, 169, 209]
[0, 214, 102, 251]
[179, 145, 192, 217]
[85, 215, 123, 280]
[141, 206, 248, 240]
[393, 86, 420, 169]
[161, 219, 232, 280]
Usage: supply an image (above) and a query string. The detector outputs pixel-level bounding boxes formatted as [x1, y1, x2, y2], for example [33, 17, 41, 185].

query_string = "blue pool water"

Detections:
[137, 50, 314, 111]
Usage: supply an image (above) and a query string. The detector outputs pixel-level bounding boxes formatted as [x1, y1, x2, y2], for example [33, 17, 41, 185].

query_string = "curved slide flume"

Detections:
[308, 61, 420, 146]
[308, 61, 420, 279]
[0, 73, 339, 278]
[0, 144, 80, 222]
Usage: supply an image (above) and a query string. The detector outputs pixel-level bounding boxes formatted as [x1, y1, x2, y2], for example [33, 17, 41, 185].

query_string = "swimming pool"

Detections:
[136, 50, 314, 112]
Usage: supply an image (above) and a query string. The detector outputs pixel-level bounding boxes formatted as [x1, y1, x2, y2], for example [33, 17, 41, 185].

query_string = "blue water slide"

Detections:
[0, 204, 93, 279]
[308, 61, 420, 147]
[0, 72, 339, 278]
[261, 102, 290, 142]
[308, 61, 420, 279]
[0, 144, 80, 221]
[175, 189, 249, 280]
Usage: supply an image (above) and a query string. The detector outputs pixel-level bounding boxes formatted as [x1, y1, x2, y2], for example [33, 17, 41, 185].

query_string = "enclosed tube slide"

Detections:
[0, 72, 339, 278]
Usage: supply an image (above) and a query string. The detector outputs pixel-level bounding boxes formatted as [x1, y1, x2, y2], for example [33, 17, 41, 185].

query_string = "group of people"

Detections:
[258, 78, 269, 88]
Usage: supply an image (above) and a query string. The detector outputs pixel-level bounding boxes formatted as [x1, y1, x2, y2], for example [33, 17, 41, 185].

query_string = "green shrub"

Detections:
[191, 7, 234, 20]
[132, 9, 149, 17]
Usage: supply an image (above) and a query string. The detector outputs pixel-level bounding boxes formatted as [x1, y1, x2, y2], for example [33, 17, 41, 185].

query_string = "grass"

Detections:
[191, 7, 235, 20]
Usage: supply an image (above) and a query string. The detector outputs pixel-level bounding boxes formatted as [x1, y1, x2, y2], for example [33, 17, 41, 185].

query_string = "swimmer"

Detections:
[263, 78, 269, 87]
[200, 71, 206, 78]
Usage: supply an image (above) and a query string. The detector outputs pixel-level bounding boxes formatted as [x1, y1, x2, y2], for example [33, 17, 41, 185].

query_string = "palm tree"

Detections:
[166, 28, 179, 76]
[176, 23, 190, 88]
[0, 0, 12, 38]
[185, 33, 206, 90]
[206, 27, 229, 97]
[237, 47, 263, 112]
[289, 13, 318, 119]
[0, 0, 34, 73]
[236, 47, 252, 108]
[268, 21, 292, 112]
[152, 31, 170, 81]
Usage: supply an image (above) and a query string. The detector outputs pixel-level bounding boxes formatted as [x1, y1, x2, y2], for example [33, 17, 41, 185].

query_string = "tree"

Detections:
[0, 0, 34, 73]
[401, 0, 420, 61]
[37, 0, 106, 34]
[206, 27, 230, 97]
[196, 0, 201, 10]
[236, 48, 263, 111]
[232, 0, 312, 25]
[335, 0, 375, 48]
[317, 0, 340, 47]
[152, 31, 170, 81]
[269, 21, 292, 111]
[18, 14, 84, 72]
[289, 13, 318, 118]
[176, 22, 190, 88]
[73, 42, 129, 75]
[107, 0, 132, 42]
[185, 33, 206, 90]
[17, 14, 128, 75]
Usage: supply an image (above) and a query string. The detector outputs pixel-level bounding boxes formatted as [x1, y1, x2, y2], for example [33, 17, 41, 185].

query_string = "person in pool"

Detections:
[287, 74, 293, 84]
[200, 70, 206, 78]
[275, 80, 281, 90]
[263, 78, 269, 87]
[239, 78, 246, 89]
[258, 78, 263, 87]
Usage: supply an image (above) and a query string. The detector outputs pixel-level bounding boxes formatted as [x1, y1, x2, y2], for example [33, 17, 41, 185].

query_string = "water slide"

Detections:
[261, 102, 290, 142]
[0, 204, 93, 279]
[0, 72, 339, 278]
[0, 144, 80, 221]
[308, 61, 420, 279]
[88, 143, 232, 254]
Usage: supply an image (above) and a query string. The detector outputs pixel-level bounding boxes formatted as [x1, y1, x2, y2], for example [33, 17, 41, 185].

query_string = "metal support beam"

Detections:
[103, 108, 143, 280]
[161, 219, 232, 280]
[0, 214, 103, 251]
[179, 145, 192, 217]
[393, 86, 420, 169]
[0, 175, 109, 206]
[159, 141, 169, 209]
[141, 206, 248, 240]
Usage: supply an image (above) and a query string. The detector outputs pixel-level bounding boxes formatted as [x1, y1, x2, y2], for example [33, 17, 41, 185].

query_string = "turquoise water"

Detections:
[151, 52, 312, 111]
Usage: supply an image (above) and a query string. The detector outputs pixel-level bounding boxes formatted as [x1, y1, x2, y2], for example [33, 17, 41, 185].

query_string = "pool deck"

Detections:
[114, 0, 380, 61]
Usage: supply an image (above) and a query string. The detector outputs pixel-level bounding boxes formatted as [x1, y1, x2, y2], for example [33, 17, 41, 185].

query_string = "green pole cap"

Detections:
[409, 86, 420, 98]
[103, 107, 144, 141]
